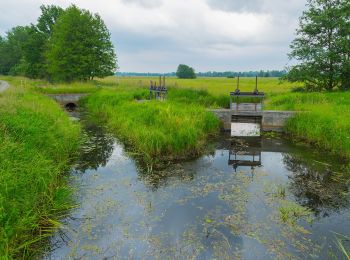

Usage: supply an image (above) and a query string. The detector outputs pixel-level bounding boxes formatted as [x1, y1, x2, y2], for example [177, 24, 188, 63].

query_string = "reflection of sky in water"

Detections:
[45, 127, 350, 259]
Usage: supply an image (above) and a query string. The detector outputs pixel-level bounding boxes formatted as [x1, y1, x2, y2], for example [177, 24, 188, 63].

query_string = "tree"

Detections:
[176, 64, 196, 79]
[0, 26, 30, 75]
[287, 0, 350, 91]
[21, 5, 65, 78]
[46, 5, 117, 82]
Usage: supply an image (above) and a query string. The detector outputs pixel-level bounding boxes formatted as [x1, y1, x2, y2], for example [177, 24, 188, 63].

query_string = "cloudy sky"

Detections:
[0, 0, 307, 72]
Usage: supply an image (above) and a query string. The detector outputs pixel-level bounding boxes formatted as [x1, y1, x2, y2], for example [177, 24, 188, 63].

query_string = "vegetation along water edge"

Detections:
[0, 80, 81, 258]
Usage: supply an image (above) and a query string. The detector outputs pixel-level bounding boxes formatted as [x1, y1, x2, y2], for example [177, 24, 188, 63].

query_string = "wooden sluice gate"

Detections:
[230, 76, 265, 137]
[150, 76, 168, 100]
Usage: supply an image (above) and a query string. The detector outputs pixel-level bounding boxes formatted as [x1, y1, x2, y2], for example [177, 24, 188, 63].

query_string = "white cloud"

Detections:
[0, 0, 307, 72]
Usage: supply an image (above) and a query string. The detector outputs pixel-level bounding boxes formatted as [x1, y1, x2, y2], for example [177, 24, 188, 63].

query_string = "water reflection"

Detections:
[284, 154, 350, 217]
[229, 137, 262, 173]
[46, 118, 350, 259]
[72, 114, 115, 173]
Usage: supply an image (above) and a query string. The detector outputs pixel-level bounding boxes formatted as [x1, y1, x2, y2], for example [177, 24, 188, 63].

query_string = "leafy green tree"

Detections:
[37, 5, 64, 36]
[46, 5, 117, 82]
[0, 26, 30, 75]
[21, 5, 65, 78]
[176, 64, 196, 79]
[287, 0, 350, 91]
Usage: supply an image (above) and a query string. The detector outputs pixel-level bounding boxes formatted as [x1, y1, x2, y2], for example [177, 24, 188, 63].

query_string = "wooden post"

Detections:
[236, 76, 240, 92]
[159, 76, 162, 88]
[255, 76, 258, 93]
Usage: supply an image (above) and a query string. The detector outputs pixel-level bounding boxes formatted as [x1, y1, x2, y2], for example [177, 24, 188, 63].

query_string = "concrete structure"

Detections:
[47, 93, 89, 110]
[210, 109, 297, 132]
[0, 80, 10, 92]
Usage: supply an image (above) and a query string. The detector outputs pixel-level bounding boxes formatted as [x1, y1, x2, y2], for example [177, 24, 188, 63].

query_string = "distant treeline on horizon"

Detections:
[117, 70, 287, 78]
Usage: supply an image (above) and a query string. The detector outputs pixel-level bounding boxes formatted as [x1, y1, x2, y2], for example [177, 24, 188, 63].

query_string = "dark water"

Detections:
[45, 117, 350, 259]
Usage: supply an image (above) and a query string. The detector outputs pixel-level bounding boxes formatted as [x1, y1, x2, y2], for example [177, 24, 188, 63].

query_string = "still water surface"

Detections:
[45, 115, 350, 259]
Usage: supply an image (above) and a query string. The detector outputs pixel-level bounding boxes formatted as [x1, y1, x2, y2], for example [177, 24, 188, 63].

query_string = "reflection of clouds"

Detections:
[283, 154, 350, 217]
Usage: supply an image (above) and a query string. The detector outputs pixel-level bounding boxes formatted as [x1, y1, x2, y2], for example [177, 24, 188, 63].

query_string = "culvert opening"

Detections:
[65, 102, 77, 111]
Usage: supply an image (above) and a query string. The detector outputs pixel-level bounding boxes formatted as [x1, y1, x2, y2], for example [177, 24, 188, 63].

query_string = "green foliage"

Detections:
[37, 5, 64, 36]
[176, 64, 197, 79]
[0, 85, 80, 257]
[267, 91, 350, 160]
[46, 5, 117, 82]
[288, 0, 350, 91]
[0, 26, 31, 75]
[0, 5, 116, 82]
[83, 89, 219, 167]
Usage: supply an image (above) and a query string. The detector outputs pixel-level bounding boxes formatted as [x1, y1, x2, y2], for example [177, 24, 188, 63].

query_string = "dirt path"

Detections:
[0, 80, 9, 92]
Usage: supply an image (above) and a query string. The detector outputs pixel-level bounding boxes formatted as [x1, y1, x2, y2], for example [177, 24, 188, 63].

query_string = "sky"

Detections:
[0, 0, 307, 73]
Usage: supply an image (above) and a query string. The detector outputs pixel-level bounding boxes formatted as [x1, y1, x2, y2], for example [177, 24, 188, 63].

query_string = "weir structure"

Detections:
[230, 76, 265, 137]
[150, 76, 167, 100]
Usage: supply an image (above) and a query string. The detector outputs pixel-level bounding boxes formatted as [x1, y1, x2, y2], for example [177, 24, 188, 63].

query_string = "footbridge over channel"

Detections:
[47, 93, 89, 111]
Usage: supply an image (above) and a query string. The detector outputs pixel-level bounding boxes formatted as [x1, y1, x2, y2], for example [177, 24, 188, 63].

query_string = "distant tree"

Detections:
[287, 0, 350, 91]
[176, 64, 196, 79]
[46, 5, 117, 82]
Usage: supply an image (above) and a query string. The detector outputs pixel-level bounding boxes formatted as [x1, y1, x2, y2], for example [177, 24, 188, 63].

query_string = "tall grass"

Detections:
[0, 85, 80, 258]
[83, 89, 220, 167]
[267, 92, 350, 161]
[100, 76, 301, 95]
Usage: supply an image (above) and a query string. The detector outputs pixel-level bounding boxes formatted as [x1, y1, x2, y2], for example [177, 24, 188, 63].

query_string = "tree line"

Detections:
[0, 5, 117, 82]
[117, 70, 286, 78]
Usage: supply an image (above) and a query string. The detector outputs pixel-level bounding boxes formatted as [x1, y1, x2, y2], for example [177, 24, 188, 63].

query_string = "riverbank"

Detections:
[0, 83, 81, 258]
[83, 89, 220, 167]
[266, 92, 350, 163]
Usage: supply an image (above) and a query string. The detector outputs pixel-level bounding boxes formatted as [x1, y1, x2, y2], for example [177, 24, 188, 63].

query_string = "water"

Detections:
[45, 116, 350, 259]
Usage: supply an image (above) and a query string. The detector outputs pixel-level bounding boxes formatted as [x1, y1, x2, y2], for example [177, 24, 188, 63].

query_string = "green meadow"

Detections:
[1, 75, 350, 256]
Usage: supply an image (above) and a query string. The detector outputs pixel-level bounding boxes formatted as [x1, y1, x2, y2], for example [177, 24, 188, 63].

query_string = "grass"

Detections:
[101, 76, 302, 95]
[267, 92, 350, 161]
[0, 82, 80, 258]
[82, 89, 220, 168]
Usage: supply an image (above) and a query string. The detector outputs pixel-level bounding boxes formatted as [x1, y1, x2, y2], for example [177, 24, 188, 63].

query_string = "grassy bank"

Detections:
[0, 83, 80, 257]
[83, 89, 220, 167]
[267, 92, 350, 161]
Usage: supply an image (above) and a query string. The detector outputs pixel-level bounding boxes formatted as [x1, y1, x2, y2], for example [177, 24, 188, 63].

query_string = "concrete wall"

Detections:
[209, 109, 297, 132]
[47, 94, 89, 106]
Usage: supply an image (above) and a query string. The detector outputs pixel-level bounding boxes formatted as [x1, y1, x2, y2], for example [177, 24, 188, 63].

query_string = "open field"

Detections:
[1, 75, 350, 162]
[0, 81, 80, 258]
[101, 76, 302, 95]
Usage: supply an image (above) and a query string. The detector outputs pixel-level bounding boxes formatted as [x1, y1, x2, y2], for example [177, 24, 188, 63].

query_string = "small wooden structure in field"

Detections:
[150, 76, 167, 100]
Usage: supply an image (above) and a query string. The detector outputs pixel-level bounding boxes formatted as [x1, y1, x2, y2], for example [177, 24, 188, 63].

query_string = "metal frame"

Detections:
[150, 76, 168, 100]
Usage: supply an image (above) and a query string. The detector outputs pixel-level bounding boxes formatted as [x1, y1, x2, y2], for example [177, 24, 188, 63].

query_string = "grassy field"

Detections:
[83, 89, 220, 168]
[101, 76, 301, 95]
[267, 92, 350, 161]
[0, 80, 80, 258]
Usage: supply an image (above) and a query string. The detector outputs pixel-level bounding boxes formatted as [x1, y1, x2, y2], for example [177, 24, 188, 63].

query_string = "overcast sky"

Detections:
[0, 0, 307, 72]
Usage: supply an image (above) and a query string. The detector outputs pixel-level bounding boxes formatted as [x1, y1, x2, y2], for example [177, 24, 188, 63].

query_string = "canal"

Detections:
[45, 113, 350, 259]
